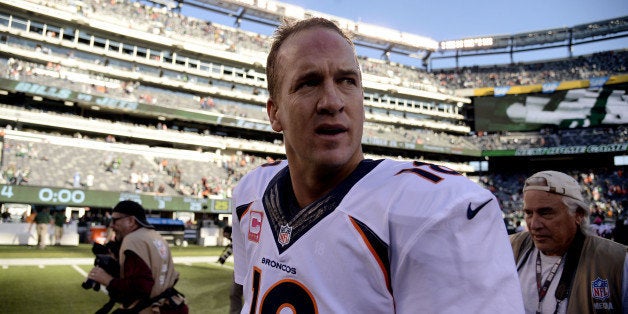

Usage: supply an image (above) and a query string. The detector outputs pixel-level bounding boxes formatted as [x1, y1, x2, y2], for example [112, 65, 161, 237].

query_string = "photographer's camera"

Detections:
[81, 242, 120, 291]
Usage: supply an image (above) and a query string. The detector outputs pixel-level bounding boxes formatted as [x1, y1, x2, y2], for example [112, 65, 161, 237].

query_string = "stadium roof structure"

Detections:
[439, 16, 628, 51]
[177, 0, 439, 58]
[433, 15, 628, 65]
[165, 1, 627, 66]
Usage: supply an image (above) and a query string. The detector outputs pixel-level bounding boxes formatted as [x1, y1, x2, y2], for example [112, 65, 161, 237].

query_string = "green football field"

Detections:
[0, 244, 234, 313]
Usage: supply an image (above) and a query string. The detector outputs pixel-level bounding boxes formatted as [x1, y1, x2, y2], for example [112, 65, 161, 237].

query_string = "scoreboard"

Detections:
[0, 184, 231, 214]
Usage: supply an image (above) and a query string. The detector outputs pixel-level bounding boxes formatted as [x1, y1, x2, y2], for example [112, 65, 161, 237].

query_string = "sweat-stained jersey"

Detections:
[232, 159, 524, 313]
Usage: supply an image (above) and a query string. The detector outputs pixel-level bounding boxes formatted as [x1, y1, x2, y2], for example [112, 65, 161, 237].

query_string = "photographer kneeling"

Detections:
[88, 200, 188, 313]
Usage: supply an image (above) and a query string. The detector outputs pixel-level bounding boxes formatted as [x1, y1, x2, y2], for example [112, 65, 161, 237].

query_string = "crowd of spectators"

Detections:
[3, 53, 627, 156]
[1, 163, 31, 186]
[0, 141, 44, 185]
[470, 126, 628, 150]
[0, 130, 268, 200]
[0, 57, 476, 152]
[2, 53, 266, 119]
[480, 168, 628, 237]
[173, 154, 269, 199]
[435, 50, 627, 89]
[24, 0, 626, 93]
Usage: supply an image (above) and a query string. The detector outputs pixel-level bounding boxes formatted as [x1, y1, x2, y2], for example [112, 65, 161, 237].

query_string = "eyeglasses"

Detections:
[111, 215, 130, 223]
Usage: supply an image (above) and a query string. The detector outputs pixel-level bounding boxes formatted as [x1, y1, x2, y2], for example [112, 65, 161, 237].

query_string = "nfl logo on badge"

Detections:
[278, 225, 292, 246]
[591, 277, 610, 301]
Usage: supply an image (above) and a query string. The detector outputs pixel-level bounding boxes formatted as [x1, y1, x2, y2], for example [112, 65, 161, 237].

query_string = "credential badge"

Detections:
[278, 225, 292, 246]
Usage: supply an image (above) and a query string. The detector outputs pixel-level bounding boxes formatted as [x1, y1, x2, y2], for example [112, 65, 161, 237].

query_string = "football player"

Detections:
[232, 17, 524, 313]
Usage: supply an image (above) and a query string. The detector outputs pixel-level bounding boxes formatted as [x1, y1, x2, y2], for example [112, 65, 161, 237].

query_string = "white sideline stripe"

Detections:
[72, 264, 88, 277]
[0, 258, 93, 266]
[0, 256, 225, 266]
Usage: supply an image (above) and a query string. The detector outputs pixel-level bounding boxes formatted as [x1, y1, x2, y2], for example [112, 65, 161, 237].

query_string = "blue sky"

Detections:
[181, 0, 628, 69]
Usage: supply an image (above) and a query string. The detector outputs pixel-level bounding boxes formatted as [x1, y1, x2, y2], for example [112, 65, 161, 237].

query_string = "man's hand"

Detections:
[88, 266, 113, 286]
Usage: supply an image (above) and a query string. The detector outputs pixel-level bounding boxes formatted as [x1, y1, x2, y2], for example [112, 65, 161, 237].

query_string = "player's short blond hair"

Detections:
[266, 17, 358, 101]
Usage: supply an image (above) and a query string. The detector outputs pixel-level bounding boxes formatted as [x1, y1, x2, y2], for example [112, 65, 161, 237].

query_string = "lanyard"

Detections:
[535, 252, 563, 314]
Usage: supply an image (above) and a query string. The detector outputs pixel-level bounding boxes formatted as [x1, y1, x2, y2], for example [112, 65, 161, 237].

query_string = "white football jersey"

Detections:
[232, 159, 524, 313]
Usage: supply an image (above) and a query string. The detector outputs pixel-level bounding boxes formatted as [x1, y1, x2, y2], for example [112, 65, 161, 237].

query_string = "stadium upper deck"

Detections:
[2, 0, 471, 115]
[0, 0, 477, 148]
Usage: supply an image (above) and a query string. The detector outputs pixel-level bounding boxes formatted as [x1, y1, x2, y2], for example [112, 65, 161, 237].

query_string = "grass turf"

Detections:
[0, 244, 233, 313]
[0, 243, 226, 258]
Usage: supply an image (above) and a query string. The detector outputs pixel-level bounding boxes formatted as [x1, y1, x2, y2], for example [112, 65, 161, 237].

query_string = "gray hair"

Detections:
[563, 196, 591, 235]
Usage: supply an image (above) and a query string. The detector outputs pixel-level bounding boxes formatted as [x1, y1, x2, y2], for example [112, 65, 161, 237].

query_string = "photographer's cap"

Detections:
[112, 200, 154, 229]
[523, 170, 584, 202]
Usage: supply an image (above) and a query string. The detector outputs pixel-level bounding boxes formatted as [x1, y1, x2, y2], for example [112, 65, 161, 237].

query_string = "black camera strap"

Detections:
[95, 298, 117, 314]
[554, 229, 584, 304]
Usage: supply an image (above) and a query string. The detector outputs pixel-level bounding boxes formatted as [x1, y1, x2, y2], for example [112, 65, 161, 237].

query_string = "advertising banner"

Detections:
[475, 83, 628, 132]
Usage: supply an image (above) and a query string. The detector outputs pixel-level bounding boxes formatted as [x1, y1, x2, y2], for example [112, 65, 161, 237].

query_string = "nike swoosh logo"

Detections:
[467, 198, 493, 220]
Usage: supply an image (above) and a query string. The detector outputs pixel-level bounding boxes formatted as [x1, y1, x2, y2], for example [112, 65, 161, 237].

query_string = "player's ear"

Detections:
[267, 98, 283, 132]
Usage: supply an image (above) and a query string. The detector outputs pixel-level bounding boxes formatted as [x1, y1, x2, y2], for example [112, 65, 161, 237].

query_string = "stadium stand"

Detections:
[437, 50, 628, 89]
[0, 128, 265, 197]
[470, 126, 628, 150]
[479, 168, 628, 238]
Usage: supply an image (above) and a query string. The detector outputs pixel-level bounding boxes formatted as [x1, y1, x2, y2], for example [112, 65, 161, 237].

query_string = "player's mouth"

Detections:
[315, 124, 347, 136]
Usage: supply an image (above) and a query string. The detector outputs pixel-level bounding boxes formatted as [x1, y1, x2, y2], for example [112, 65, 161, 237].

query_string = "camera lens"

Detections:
[82, 279, 95, 290]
